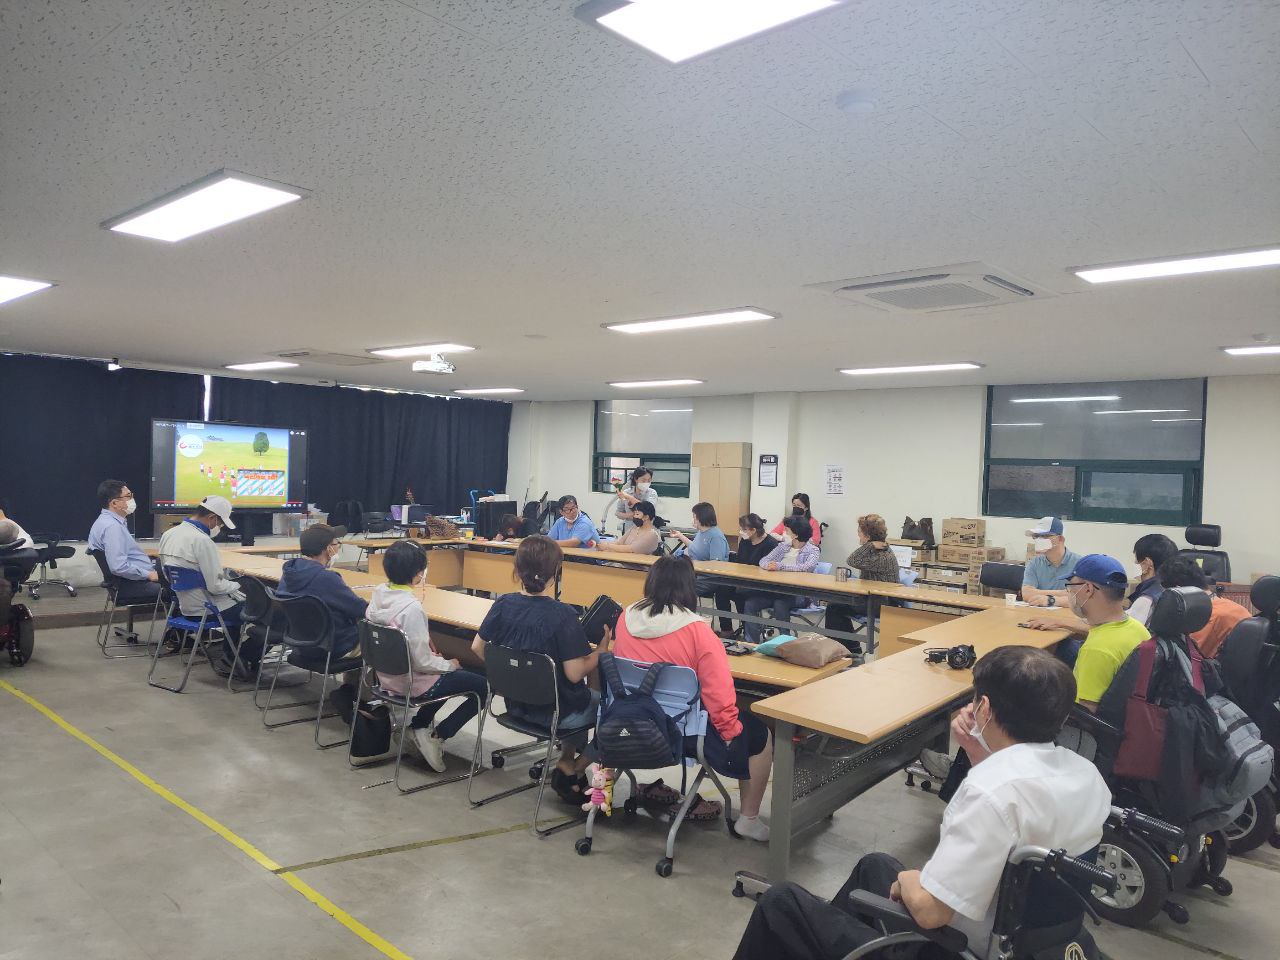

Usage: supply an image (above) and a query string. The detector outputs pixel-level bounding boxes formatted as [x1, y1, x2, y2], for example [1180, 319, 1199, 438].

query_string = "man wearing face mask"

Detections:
[731, 646, 1110, 960]
[158, 494, 251, 674]
[89, 479, 163, 619]
[1020, 516, 1081, 608]
[277, 524, 368, 662]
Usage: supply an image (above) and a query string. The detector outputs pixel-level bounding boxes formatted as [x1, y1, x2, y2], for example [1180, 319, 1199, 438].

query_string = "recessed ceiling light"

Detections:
[604, 307, 775, 335]
[103, 170, 306, 242]
[650, 408, 693, 413]
[1093, 409, 1188, 415]
[1071, 245, 1280, 284]
[839, 362, 982, 376]
[455, 387, 525, 395]
[991, 422, 1043, 427]
[609, 379, 705, 388]
[0, 275, 54, 305]
[583, 0, 841, 64]
[369, 343, 475, 358]
[1151, 418, 1202, 422]
[1009, 395, 1120, 404]
[1222, 344, 1280, 356]
[224, 361, 300, 371]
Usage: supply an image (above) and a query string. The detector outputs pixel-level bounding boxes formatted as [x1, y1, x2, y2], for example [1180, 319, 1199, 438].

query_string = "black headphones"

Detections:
[923, 644, 977, 670]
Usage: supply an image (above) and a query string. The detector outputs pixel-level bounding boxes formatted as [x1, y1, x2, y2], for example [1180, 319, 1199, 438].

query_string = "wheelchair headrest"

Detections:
[1150, 586, 1212, 638]
[1184, 524, 1222, 549]
[1251, 575, 1280, 618]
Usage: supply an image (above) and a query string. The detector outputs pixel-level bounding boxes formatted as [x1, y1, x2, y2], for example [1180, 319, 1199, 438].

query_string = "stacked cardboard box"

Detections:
[888, 537, 935, 564]
[940, 518, 1008, 594]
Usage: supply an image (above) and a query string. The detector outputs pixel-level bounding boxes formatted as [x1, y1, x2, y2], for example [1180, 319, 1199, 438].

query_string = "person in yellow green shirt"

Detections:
[1025, 553, 1149, 711]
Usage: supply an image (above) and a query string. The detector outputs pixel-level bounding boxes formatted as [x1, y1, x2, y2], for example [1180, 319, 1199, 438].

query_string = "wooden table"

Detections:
[745, 605, 1076, 884]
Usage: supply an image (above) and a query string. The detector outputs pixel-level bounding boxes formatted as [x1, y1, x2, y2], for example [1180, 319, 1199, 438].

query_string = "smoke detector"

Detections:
[412, 355, 456, 375]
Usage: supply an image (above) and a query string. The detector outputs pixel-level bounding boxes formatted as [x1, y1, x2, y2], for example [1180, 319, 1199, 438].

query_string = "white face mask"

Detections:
[1032, 538, 1052, 554]
[124, 497, 137, 515]
[968, 701, 993, 756]
[208, 524, 222, 539]
[781, 533, 794, 547]
[739, 530, 751, 540]
[636, 482, 650, 493]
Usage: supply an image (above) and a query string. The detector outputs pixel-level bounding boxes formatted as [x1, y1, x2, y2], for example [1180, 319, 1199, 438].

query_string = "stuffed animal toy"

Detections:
[581, 762, 613, 817]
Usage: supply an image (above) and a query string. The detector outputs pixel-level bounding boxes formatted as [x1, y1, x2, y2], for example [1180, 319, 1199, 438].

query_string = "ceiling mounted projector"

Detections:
[412, 355, 456, 375]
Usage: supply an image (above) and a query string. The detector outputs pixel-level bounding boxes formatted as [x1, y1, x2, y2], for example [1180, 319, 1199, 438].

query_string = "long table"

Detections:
[746, 606, 1078, 883]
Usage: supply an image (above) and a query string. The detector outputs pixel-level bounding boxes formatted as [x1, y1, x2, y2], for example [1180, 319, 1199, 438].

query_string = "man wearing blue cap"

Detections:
[1021, 517, 1081, 608]
[1026, 553, 1149, 710]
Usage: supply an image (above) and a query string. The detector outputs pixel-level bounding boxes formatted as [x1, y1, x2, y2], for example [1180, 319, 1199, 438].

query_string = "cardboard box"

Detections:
[941, 518, 987, 545]
[938, 544, 1006, 565]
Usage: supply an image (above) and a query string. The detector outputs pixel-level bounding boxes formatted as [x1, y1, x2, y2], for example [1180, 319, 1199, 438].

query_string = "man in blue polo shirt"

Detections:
[547, 495, 597, 548]
[88, 479, 163, 637]
[1021, 516, 1081, 608]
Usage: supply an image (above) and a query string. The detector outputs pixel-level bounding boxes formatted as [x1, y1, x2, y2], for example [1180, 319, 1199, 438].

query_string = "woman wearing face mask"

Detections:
[613, 467, 658, 535]
[709, 513, 779, 636]
[1125, 533, 1177, 626]
[596, 500, 660, 554]
[770, 493, 821, 546]
[742, 515, 821, 644]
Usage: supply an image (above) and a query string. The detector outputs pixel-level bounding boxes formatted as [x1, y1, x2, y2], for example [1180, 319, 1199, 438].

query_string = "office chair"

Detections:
[1178, 524, 1231, 584]
[980, 561, 1026, 595]
[363, 511, 393, 535]
[22, 533, 77, 598]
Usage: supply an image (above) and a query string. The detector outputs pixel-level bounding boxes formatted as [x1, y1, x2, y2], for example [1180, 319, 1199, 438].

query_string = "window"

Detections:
[592, 399, 692, 498]
[983, 379, 1205, 525]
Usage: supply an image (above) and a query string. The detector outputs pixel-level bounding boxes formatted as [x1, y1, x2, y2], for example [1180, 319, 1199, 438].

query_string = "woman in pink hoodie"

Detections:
[612, 556, 774, 842]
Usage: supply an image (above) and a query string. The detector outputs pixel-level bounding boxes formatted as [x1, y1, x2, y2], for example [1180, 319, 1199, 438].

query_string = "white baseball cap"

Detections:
[201, 495, 236, 529]
[1025, 516, 1063, 537]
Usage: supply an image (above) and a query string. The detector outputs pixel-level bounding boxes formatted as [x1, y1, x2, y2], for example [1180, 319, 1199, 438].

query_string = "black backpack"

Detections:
[595, 653, 687, 770]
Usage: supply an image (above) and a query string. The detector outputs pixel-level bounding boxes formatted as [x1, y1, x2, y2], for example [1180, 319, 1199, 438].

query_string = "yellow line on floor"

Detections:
[0, 679, 413, 960]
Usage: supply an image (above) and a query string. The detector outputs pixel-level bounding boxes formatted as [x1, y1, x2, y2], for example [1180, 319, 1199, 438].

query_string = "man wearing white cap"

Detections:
[1020, 516, 1081, 608]
[158, 495, 250, 675]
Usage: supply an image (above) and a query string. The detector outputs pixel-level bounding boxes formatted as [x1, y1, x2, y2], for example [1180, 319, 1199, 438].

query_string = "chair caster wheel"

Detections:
[624, 798, 638, 818]
[490, 753, 505, 769]
[1209, 877, 1233, 896]
[1163, 901, 1190, 925]
[655, 858, 673, 878]
[1269, 832, 1280, 849]
[732, 880, 746, 898]
[67, 586, 77, 597]
[575, 837, 592, 856]
[529, 762, 544, 781]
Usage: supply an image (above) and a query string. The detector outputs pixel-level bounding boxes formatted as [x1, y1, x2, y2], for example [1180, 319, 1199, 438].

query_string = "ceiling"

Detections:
[2, 0, 1278, 400]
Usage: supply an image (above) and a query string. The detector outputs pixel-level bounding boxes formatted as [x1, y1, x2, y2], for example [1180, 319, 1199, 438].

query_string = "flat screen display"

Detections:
[150, 419, 308, 511]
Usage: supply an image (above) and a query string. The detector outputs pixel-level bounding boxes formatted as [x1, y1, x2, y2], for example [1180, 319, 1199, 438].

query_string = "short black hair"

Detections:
[1159, 556, 1209, 590]
[972, 646, 1076, 743]
[632, 500, 656, 520]
[1133, 533, 1178, 570]
[783, 515, 812, 542]
[383, 540, 427, 585]
[498, 513, 522, 534]
[638, 555, 698, 616]
[691, 502, 717, 527]
[98, 479, 126, 507]
[630, 467, 653, 484]
[557, 495, 578, 511]
[739, 513, 766, 536]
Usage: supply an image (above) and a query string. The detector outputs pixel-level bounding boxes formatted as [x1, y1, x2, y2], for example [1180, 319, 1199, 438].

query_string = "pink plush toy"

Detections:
[581, 762, 613, 817]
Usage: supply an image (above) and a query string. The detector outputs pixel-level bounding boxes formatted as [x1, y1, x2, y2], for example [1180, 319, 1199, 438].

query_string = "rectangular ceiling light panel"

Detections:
[605, 307, 774, 334]
[104, 171, 306, 242]
[1072, 246, 1280, 284]
[609, 379, 704, 388]
[369, 343, 475, 358]
[839, 363, 982, 376]
[0, 275, 53, 305]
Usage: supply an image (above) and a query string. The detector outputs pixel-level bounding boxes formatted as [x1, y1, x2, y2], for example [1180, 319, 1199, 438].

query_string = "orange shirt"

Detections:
[1190, 595, 1251, 658]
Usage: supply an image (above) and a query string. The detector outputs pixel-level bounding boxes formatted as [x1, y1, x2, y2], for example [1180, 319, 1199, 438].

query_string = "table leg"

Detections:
[865, 594, 879, 653]
[767, 720, 796, 884]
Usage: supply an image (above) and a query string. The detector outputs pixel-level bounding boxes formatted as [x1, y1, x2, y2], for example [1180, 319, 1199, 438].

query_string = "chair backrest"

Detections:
[87, 548, 120, 590]
[483, 642, 559, 707]
[1251, 575, 1280, 623]
[279, 594, 335, 650]
[163, 564, 208, 593]
[605, 656, 706, 738]
[980, 561, 1025, 593]
[358, 619, 413, 676]
[1149, 586, 1212, 640]
[814, 561, 833, 576]
[234, 575, 275, 623]
[1179, 523, 1230, 583]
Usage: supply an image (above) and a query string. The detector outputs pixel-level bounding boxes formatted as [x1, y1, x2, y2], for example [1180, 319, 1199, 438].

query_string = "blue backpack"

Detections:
[595, 653, 687, 770]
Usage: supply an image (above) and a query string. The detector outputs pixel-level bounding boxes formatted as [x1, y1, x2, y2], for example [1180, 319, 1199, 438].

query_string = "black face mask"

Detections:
[632, 518, 644, 527]
[792, 507, 805, 516]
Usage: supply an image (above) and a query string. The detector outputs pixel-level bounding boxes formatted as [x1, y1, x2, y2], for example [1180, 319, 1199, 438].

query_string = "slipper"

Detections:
[550, 768, 587, 805]
[683, 797, 724, 822]
[637, 779, 681, 806]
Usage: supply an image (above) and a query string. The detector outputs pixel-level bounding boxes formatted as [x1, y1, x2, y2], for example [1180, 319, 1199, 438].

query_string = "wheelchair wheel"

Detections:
[4, 607, 34, 666]
[1225, 788, 1277, 855]
[1090, 829, 1168, 927]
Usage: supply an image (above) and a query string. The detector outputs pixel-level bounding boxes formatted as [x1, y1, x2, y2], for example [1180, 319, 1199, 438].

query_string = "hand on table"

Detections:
[1021, 617, 1062, 630]
[765, 562, 780, 571]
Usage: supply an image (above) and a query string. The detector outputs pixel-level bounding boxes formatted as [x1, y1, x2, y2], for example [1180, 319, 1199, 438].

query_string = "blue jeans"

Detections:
[409, 669, 488, 740]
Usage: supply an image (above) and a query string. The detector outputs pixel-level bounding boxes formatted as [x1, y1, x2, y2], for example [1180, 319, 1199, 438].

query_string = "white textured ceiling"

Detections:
[1, 0, 1278, 400]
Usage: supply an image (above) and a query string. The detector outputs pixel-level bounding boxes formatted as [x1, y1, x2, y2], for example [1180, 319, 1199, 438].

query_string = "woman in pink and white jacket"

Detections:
[742, 514, 821, 644]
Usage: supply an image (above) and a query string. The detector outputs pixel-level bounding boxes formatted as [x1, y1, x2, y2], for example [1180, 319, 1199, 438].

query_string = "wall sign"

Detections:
[758, 454, 779, 487]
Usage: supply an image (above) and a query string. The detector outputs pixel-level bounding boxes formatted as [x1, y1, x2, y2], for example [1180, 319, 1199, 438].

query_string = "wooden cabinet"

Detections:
[694, 442, 752, 529]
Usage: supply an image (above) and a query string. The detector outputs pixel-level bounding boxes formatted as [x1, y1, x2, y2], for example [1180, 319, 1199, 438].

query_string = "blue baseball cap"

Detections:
[1070, 554, 1129, 588]
[1025, 516, 1064, 537]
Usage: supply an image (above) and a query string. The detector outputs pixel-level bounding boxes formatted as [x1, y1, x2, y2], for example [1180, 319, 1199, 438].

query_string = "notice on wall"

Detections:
[758, 454, 779, 488]
[825, 463, 846, 496]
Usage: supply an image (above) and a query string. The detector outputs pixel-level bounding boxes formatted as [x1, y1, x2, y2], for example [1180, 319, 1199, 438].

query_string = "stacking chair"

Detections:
[225, 575, 281, 694]
[467, 642, 596, 836]
[147, 565, 236, 693]
[349, 620, 486, 793]
[88, 549, 166, 658]
[263, 595, 362, 749]
[578, 656, 733, 878]
[23, 533, 77, 598]
[791, 561, 834, 630]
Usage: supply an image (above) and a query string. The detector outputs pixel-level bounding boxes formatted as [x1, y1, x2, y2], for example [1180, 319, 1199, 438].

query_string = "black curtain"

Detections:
[209, 378, 511, 515]
[0, 355, 203, 537]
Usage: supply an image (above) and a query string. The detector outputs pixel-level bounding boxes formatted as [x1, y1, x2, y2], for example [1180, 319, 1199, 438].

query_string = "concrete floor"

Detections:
[3, 616, 1278, 960]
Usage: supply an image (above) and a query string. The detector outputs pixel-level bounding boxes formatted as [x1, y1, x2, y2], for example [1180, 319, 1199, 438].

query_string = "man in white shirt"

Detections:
[731, 646, 1111, 960]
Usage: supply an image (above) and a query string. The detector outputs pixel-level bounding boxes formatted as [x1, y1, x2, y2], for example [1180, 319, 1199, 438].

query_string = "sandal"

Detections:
[683, 797, 724, 822]
[550, 768, 587, 805]
[637, 779, 681, 806]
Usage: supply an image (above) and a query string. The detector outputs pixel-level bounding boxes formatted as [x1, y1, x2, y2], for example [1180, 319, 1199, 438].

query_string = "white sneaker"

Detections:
[919, 748, 953, 781]
[735, 815, 770, 843]
[412, 725, 446, 772]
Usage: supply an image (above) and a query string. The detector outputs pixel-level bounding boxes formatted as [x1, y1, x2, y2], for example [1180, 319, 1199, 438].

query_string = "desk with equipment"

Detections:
[736, 606, 1077, 891]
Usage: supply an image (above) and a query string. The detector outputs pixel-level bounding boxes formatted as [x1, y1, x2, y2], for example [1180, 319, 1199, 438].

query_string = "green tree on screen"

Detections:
[253, 432, 270, 457]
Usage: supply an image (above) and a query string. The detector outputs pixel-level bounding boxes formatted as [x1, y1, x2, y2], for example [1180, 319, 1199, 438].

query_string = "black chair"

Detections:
[363, 512, 393, 535]
[1178, 523, 1231, 584]
[263, 595, 362, 749]
[225, 575, 280, 694]
[349, 620, 486, 793]
[87, 548, 165, 658]
[21, 533, 77, 598]
[980, 561, 1026, 595]
[467, 642, 595, 836]
[0, 540, 38, 599]
[1217, 576, 1280, 746]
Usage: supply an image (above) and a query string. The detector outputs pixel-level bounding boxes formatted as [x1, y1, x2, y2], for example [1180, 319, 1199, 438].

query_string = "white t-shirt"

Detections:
[3, 520, 33, 549]
[919, 742, 1111, 958]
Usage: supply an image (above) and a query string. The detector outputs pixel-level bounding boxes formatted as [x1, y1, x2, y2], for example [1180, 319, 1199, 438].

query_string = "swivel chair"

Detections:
[23, 533, 77, 599]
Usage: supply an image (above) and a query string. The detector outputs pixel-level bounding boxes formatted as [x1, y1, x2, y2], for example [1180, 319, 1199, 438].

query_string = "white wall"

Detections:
[505, 377, 1280, 578]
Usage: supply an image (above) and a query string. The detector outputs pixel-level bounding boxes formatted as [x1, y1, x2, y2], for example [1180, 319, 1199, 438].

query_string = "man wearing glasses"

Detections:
[89, 479, 163, 632]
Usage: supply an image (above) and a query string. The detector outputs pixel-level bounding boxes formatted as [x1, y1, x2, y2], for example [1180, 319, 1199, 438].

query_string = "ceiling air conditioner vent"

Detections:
[808, 261, 1051, 314]
[273, 349, 392, 366]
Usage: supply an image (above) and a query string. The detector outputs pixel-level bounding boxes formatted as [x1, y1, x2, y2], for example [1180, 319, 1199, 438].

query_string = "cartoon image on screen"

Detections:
[173, 424, 292, 508]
